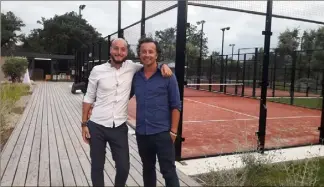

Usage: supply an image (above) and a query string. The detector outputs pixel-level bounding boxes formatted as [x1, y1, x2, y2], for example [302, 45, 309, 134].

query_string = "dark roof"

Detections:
[11, 52, 75, 60]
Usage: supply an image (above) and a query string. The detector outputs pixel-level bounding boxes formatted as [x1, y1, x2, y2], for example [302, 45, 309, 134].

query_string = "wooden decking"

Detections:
[0, 82, 200, 187]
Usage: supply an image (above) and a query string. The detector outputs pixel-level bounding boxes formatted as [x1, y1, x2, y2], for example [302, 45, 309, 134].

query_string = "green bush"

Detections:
[1, 56, 28, 82]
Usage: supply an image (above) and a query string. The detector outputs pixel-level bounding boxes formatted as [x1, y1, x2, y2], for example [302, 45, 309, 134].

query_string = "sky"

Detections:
[1, 1, 324, 56]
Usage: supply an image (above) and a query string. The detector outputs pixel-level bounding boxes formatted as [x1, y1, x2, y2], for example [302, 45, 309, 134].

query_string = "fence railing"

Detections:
[72, 0, 324, 161]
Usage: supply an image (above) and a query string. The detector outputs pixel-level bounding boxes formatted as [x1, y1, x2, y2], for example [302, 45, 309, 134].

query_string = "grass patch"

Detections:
[0, 83, 31, 103]
[268, 97, 322, 109]
[0, 83, 31, 151]
[195, 154, 324, 186]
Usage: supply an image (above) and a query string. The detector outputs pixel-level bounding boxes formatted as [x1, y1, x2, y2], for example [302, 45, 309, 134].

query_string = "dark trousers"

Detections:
[87, 120, 130, 187]
[136, 131, 180, 187]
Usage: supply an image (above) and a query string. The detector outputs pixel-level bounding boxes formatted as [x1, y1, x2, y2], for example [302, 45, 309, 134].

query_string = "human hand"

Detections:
[170, 131, 177, 143]
[82, 126, 91, 144]
[161, 64, 173, 77]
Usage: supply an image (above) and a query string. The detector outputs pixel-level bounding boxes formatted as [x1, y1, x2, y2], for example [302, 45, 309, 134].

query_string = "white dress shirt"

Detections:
[83, 60, 142, 128]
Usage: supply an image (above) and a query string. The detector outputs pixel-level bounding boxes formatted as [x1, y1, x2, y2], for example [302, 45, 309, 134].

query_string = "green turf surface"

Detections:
[196, 157, 324, 186]
[267, 97, 322, 109]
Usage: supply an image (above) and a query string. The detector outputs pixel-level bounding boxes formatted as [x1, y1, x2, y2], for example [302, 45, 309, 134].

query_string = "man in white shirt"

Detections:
[81, 38, 172, 187]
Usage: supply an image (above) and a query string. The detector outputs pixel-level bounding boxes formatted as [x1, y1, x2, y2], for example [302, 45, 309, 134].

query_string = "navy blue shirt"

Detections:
[130, 66, 181, 135]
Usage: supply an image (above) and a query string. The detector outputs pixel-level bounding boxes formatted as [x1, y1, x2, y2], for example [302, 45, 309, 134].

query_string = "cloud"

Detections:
[1, 0, 324, 56]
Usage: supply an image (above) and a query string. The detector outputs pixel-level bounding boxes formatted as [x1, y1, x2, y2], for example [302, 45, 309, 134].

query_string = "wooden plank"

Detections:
[58, 83, 141, 187]
[38, 82, 50, 186]
[12, 84, 43, 186]
[52, 82, 93, 186]
[49, 83, 76, 186]
[25, 82, 45, 186]
[51, 83, 89, 187]
[54, 83, 114, 186]
[47, 83, 63, 186]
[0, 84, 38, 179]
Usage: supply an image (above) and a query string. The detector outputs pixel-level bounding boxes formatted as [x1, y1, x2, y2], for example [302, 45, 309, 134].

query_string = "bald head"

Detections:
[110, 38, 128, 64]
[111, 38, 128, 48]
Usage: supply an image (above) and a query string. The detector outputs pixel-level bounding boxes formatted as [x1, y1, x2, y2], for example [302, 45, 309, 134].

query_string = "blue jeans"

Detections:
[136, 131, 180, 187]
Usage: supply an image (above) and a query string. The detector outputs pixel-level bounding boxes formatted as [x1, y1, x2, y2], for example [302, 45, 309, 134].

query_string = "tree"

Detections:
[1, 11, 25, 53]
[153, 22, 209, 62]
[22, 11, 102, 55]
[2, 56, 28, 82]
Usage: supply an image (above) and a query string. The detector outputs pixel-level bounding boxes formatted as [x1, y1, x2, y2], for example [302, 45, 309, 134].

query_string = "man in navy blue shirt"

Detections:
[130, 37, 181, 187]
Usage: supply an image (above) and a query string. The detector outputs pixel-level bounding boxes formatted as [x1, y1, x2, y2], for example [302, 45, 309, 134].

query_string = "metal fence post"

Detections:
[174, 0, 187, 161]
[118, 0, 122, 38]
[224, 55, 228, 93]
[235, 50, 240, 95]
[241, 54, 246, 96]
[290, 51, 297, 105]
[272, 51, 277, 97]
[98, 42, 102, 64]
[141, 0, 146, 38]
[257, 0, 273, 154]
[108, 35, 111, 60]
[320, 70, 324, 145]
[252, 48, 258, 97]
[209, 55, 213, 91]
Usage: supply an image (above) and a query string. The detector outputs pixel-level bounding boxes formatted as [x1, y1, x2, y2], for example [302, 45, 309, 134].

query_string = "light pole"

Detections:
[79, 5, 86, 18]
[196, 20, 206, 89]
[220, 26, 230, 92]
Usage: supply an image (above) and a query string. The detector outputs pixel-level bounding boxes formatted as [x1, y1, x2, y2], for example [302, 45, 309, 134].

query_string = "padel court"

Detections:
[128, 85, 321, 159]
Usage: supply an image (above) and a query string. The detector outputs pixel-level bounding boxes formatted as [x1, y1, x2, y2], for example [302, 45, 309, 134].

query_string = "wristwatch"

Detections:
[81, 121, 87, 127]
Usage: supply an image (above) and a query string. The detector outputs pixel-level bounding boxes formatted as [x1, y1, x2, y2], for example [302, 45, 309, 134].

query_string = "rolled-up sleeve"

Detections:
[168, 74, 181, 111]
[83, 66, 98, 104]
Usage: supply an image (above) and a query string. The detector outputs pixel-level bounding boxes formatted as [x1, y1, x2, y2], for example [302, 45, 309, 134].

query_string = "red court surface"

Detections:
[186, 84, 320, 97]
[127, 87, 321, 159]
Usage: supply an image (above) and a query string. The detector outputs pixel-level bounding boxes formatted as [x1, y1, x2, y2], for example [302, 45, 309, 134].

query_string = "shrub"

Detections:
[1, 56, 28, 82]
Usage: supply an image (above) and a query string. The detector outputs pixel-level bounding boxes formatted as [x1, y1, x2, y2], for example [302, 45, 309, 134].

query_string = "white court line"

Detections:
[183, 115, 321, 123]
[184, 98, 259, 119]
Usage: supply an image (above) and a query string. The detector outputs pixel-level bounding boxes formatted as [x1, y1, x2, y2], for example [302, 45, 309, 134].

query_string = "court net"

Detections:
[184, 82, 245, 97]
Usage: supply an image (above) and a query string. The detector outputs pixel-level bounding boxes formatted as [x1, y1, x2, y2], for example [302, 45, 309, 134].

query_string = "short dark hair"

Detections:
[136, 37, 162, 61]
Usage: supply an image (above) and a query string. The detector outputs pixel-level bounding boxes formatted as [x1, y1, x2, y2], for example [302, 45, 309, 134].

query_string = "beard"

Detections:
[111, 55, 127, 64]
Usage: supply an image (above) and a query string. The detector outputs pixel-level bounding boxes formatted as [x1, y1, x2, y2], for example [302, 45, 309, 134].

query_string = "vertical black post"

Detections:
[174, 0, 187, 161]
[209, 55, 213, 91]
[283, 65, 286, 90]
[118, 0, 122, 38]
[98, 42, 102, 65]
[220, 43, 224, 92]
[224, 55, 228, 93]
[319, 70, 324, 145]
[272, 51, 277, 97]
[290, 51, 297, 105]
[92, 44, 95, 70]
[196, 57, 201, 90]
[74, 51, 79, 83]
[252, 48, 258, 97]
[108, 35, 111, 60]
[235, 49, 240, 95]
[241, 54, 246, 97]
[306, 51, 312, 97]
[141, 0, 146, 38]
[257, 0, 273, 154]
